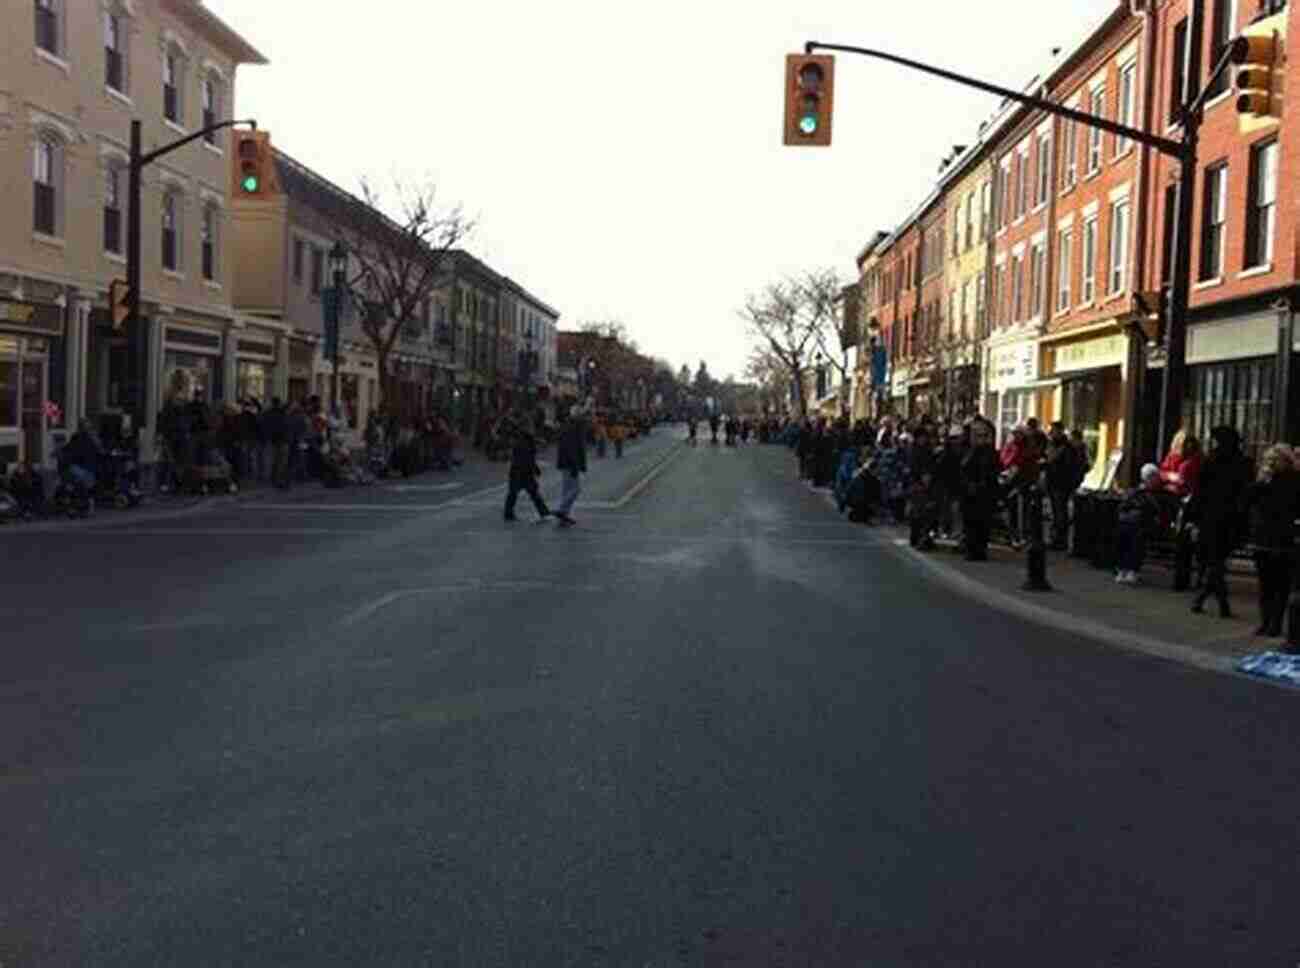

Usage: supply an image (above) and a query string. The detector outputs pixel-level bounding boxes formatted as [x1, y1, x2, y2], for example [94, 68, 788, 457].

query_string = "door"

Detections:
[20, 353, 47, 465]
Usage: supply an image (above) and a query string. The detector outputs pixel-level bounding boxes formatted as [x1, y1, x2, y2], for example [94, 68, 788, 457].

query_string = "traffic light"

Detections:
[109, 278, 130, 330]
[1230, 16, 1285, 127]
[783, 54, 835, 147]
[232, 131, 277, 197]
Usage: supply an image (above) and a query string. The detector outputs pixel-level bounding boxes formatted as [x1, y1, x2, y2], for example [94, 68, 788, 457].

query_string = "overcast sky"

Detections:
[208, 0, 1118, 381]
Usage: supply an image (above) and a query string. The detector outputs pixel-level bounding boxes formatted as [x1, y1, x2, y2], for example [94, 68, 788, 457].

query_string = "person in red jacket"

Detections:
[1159, 429, 1203, 497]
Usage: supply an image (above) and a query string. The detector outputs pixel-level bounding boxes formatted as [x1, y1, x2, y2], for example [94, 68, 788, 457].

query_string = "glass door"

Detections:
[20, 351, 47, 465]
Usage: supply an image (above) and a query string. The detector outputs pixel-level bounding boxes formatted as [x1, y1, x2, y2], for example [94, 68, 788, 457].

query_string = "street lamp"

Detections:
[326, 240, 348, 419]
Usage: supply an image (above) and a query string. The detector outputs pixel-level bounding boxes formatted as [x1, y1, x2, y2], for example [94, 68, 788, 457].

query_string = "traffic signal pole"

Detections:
[806, 7, 1240, 457]
[125, 117, 256, 437]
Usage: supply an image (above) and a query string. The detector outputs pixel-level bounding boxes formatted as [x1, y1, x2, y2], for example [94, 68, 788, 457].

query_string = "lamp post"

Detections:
[325, 240, 348, 420]
[519, 327, 534, 406]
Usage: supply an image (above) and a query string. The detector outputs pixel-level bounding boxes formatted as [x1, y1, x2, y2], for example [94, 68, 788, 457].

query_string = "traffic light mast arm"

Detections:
[1181, 41, 1240, 121]
[804, 41, 1184, 159]
[136, 118, 257, 168]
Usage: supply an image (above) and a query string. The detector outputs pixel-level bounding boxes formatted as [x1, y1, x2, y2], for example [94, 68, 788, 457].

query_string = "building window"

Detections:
[1244, 139, 1278, 269]
[1057, 229, 1072, 311]
[979, 180, 991, 240]
[32, 135, 60, 236]
[1035, 134, 1050, 206]
[1188, 357, 1274, 462]
[1108, 199, 1130, 294]
[1160, 183, 1178, 283]
[1116, 63, 1136, 156]
[964, 193, 974, 250]
[161, 192, 180, 271]
[292, 239, 304, 283]
[202, 76, 221, 144]
[1082, 216, 1098, 303]
[1062, 117, 1078, 189]
[997, 164, 1010, 230]
[34, 0, 59, 56]
[1169, 18, 1189, 125]
[1088, 86, 1106, 173]
[1206, 0, 1237, 101]
[163, 49, 184, 124]
[310, 246, 323, 295]
[992, 266, 1004, 322]
[201, 204, 217, 281]
[1200, 162, 1228, 280]
[1029, 242, 1045, 317]
[104, 164, 123, 254]
[1017, 152, 1030, 217]
[1011, 254, 1024, 321]
[105, 11, 126, 92]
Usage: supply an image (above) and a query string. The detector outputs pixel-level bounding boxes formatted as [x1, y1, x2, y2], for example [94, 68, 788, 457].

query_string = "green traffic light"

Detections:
[799, 115, 818, 135]
[241, 174, 259, 193]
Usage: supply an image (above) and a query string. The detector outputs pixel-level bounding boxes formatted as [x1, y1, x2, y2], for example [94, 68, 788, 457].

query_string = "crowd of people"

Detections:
[155, 392, 461, 493]
[770, 411, 1299, 644]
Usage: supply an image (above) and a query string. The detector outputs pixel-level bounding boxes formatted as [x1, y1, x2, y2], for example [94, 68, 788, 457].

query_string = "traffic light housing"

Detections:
[232, 130, 277, 197]
[1230, 9, 1286, 130]
[784, 54, 835, 147]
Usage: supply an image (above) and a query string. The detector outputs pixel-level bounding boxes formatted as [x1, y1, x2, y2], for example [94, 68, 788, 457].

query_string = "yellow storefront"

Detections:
[1042, 327, 1128, 489]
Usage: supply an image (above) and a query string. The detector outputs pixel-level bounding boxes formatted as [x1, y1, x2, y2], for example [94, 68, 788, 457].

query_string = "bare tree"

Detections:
[744, 345, 793, 414]
[333, 178, 472, 413]
[739, 269, 841, 417]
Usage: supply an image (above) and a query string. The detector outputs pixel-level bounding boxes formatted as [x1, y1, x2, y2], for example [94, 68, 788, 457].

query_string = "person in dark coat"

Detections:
[960, 417, 1000, 562]
[908, 426, 938, 550]
[1044, 421, 1080, 550]
[554, 405, 588, 527]
[264, 399, 290, 489]
[935, 424, 966, 539]
[1113, 463, 1166, 584]
[1242, 444, 1300, 638]
[503, 416, 551, 522]
[1191, 425, 1254, 618]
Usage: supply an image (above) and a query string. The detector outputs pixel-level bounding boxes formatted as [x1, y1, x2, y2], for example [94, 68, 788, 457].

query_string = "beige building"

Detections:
[939, 138, 996, 421]
[0, 0, 267, 469]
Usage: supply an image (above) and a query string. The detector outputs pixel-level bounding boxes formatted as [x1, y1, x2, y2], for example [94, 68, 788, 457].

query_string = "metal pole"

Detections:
[126, 120, 144, 438]
[1158, 0, 1204, 459]
[330, 268, 342, 421]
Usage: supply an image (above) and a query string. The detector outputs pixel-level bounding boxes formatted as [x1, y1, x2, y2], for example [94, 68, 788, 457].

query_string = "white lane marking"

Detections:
[388, 483, 464, 493]
[129, 615, 230, 633]
[340, 580, 605, 627]
[611, 444, 687, 508]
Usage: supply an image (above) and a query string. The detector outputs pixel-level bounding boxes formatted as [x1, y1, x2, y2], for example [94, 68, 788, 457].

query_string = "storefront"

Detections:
[1041, 329, 1127, 488]
[1180, 308, 1283, 461]
[288, 337, 315, 405]
[0, 297, 66, 469]
[234, 329, 278, 405]
[889, 365, 910, 418]
[160, 324, 224, 407]
[984, 338, 1043, 444]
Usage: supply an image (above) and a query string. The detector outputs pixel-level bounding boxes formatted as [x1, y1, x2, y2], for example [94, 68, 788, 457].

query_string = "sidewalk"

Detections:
[808, 481, 1291, 684]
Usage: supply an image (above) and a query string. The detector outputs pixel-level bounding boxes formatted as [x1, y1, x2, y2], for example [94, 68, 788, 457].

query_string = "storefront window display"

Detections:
[1061, 373, 1104, 470]
[162, 352, 214, 404]
[998, 388, 1036, 442]
[1187, 357, 1274, 461]
[236, 360, 270, 404]
[0, 341, 18, 427]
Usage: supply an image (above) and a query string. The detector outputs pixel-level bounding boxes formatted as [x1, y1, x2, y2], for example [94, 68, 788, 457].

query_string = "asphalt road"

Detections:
[3, 426, 1300, 966]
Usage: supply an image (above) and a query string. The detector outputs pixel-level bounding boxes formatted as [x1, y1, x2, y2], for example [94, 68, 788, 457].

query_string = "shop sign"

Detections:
[237, 339, 275, 359]
[0, 298, 63, 336]
[1052, 333, 1125, 374]
[987, 341, 1037, 391]
[165, 326, 222, 352]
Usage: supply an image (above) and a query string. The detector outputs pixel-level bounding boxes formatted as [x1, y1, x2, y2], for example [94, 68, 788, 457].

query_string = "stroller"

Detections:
[183, 443, 236, 495]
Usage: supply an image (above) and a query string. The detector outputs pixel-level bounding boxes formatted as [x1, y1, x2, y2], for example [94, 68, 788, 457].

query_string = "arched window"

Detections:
[201, 202, 218, 281]
[163, 47, 185, 123]
[104, 8, 128, 93]
[32, 135, 61, 236]
[34, 0, 61, 57]
[162, 191, 181, 272]
[202, 75, 222, 145]
[104, 162, 124, 254]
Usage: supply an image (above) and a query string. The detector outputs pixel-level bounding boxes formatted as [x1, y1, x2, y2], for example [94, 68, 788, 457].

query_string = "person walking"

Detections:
[1191, 426, 1253, 618]
[503, 417, 551, 522]
[1242, 444, 1300, 637]
[265, 398, 290, 489]
[1044, 421, 1080, 550]
[554, 405, 588, 527]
